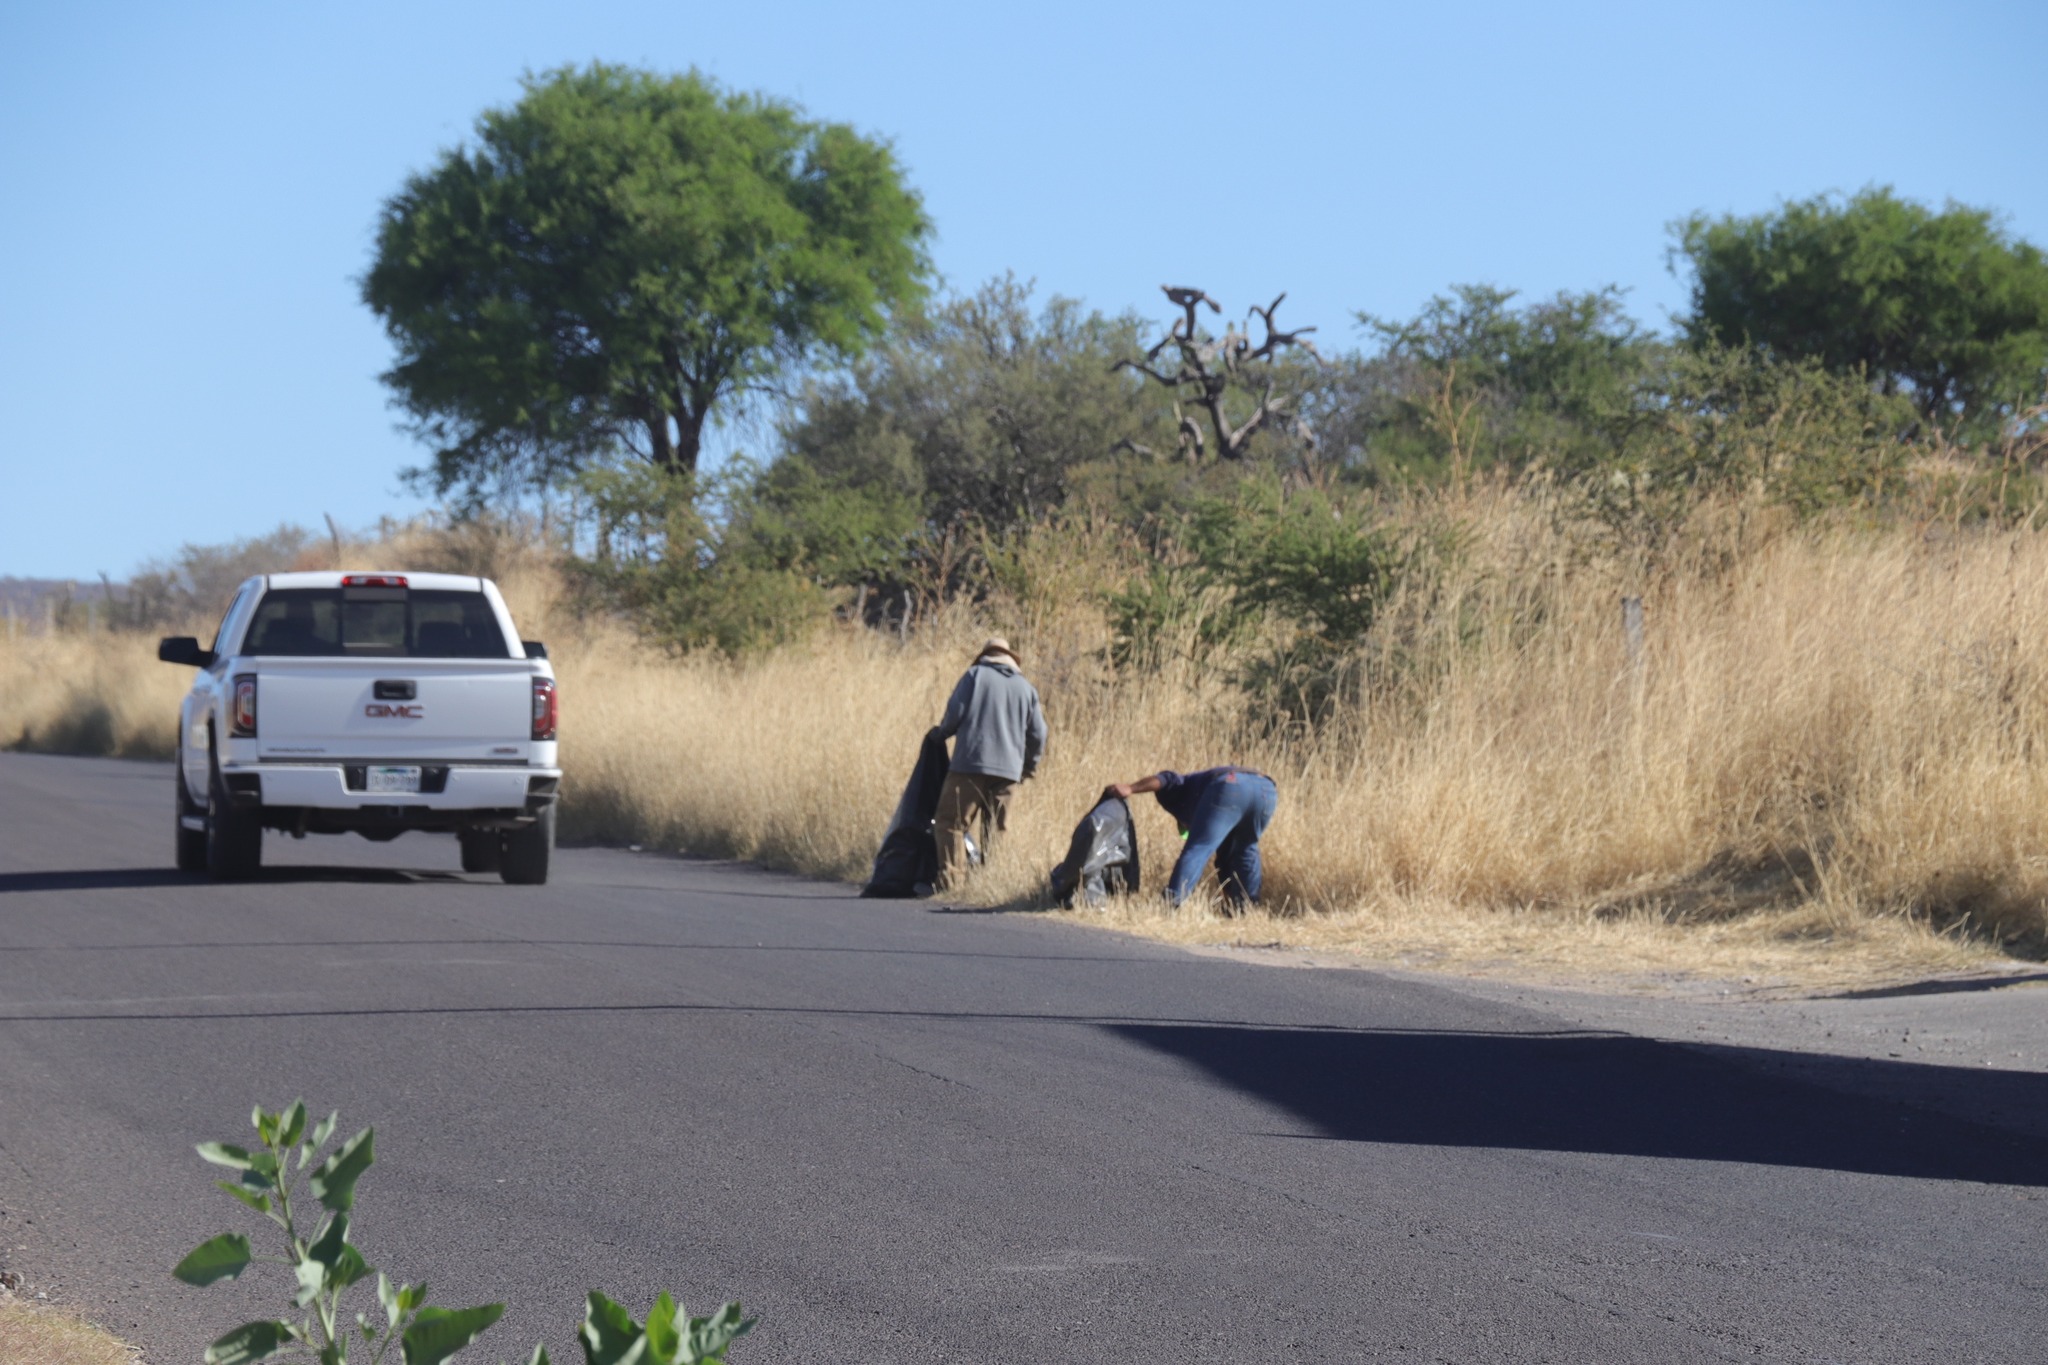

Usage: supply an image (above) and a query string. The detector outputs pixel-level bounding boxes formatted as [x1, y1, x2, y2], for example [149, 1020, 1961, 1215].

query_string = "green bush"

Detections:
[1340, 285, 1657, 484]
[1578, 344, 1919, 546]
[1107, 478, 1450, 724]
[569, 464, 829, 656]
[775, 276, 1165, 536]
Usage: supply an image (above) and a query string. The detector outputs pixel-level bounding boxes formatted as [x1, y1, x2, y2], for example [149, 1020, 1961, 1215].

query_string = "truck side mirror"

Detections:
[522, 640, 549, 660]
[157, 636, 216, 668]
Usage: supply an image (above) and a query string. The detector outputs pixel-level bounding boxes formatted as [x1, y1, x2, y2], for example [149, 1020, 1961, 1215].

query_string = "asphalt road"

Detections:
[1, 753, 2043, 1364]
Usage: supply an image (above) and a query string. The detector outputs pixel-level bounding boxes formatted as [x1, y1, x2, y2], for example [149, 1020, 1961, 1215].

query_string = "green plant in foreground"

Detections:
[173, 1101, 752, 1365]
[573, 1291, 751, 1365]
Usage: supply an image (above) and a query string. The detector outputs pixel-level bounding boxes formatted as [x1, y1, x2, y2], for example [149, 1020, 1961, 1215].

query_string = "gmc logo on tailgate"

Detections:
[364, 704, 423, 719]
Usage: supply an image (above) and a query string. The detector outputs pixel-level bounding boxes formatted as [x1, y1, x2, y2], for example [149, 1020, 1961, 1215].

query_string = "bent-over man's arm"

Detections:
[1102, 773, 1167, 802]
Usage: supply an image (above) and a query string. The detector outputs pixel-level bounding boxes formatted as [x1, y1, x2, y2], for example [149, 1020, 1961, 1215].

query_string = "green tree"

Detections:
[1337, 285, 1656, 483]
[363, 64, 931, 499]
[736, 456, 923, 591]
[1580, 343, 1918, 545]
[570, 464, 829, 655]
[773, 276, 1162, 535]
[1675, 187, 2048, 432]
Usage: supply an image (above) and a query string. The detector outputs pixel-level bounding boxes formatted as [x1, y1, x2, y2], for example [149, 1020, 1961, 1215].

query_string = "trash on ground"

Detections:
[861, 730, 951, 898]
[1049, 795, 1141, 908]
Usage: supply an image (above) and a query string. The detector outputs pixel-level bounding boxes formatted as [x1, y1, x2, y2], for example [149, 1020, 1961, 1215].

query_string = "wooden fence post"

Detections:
[1621, 595, 1647, 719]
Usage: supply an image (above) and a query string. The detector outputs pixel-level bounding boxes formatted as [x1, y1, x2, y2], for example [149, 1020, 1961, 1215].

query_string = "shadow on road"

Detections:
[1110, 1022, 2048, 1186]
[0, 867, 449, 893]
[1826, 971, 2048, 999]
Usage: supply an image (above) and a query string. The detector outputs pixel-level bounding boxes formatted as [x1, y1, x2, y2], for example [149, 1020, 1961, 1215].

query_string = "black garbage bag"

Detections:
[861, 729, 951, 898]
[1048, 796, 1141, 908]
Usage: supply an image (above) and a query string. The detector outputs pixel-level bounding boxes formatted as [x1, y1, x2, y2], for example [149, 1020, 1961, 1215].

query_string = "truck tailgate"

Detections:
[254, 659, 537, 762]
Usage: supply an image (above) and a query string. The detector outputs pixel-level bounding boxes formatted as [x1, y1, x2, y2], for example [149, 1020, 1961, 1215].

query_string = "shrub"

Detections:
[174, 1100, 751, 1365]
[1106, 478, 1453, 725]
[569, 464, 828, 656]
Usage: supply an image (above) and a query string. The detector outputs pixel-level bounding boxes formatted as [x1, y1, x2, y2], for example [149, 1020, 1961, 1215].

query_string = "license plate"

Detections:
[367, 766, 421, 794]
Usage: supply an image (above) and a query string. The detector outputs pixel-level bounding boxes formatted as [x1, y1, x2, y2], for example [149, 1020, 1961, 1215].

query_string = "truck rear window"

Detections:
[243, 588, 511, 658]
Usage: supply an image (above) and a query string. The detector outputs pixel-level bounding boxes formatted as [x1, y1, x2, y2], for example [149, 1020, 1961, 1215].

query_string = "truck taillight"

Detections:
[532, 677, 557, 741]
[231, 674, 258, 737]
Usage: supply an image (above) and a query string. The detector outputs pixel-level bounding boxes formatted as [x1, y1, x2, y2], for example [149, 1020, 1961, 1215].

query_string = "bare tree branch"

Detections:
[1114, 286, 1323, 461]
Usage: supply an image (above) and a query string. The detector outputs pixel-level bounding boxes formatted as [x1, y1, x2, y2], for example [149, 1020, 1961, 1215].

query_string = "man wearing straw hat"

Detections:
[932, 636, 1048, 889]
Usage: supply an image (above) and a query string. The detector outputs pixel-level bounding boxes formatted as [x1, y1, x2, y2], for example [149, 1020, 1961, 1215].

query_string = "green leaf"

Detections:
[250, 1104, 268, 1136]
[330, 1245, 372, 1294]
[685, 1304, 751, 1360]
[579, 1292, 644, 1365]
[205, 1320, 295, 1365]
[295, 1213, 369, 1306]
[217, 1181, 272, 1215]
[279, 1100, 307, 1148]
[526, 1346, 551, 1365]
[307, 1213, 350, 1267]
[378, 1273, 402, 1329]
[400, 1303, 505, 1365]
[310, 1111, 339, 1149]
[294, 1258, 326, 1310]
[197, 1142, 254, 1170]
[643, 1293, 679, 1365]
[308, 1128, 375, 1212]
[173, 1233, 253, 1286]
[242, 1149, 281, 1192]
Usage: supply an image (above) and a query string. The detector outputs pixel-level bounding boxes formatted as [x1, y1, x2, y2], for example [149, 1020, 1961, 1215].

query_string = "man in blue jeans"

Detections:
[1102, 767, 1279, 909]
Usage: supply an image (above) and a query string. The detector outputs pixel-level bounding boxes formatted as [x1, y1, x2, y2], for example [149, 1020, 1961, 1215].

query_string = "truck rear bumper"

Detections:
[223, 763, 560, 828]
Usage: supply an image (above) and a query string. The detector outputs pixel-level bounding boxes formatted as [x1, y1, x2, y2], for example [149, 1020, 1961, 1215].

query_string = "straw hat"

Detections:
[977, 636, 1020, 664]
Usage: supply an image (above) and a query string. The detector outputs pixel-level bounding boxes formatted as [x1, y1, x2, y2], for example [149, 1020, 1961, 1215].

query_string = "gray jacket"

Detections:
[938, 658, 1048, 782]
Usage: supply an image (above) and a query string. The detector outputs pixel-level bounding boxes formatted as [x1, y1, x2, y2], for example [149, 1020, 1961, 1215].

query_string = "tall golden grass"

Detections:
[6, 487, 2043, 985]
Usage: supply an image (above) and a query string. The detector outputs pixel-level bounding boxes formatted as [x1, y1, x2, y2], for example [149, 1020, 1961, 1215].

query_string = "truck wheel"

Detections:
[205, 742, 262, 880]
[458, 828, 503, 874]
[174, 755, 207, 873]
[499, 804, 553, 885]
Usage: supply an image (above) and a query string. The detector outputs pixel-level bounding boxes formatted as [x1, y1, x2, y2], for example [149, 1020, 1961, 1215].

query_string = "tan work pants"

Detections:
[934, 771, 1015, 888]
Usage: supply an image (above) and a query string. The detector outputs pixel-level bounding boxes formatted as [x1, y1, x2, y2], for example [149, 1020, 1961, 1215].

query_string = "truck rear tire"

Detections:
[205, 743, 262, 880]
[459, 828, 503, 874]
[500, 804, 553, 885]
[174, 758, 207, 874]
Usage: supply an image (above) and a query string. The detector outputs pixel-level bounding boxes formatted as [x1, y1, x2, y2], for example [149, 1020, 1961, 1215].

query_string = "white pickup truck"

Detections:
[157, 571, 562, 884]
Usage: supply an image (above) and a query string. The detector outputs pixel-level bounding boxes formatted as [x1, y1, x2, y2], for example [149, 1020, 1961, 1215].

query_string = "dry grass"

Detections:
[0, 1296, 137, 1365]
[7, 490, 2047, 990]
[0, 631, 188, 760]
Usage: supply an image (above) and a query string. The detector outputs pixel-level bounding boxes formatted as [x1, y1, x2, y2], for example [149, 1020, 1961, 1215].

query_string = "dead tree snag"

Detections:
[1113, 286, 1324, 461]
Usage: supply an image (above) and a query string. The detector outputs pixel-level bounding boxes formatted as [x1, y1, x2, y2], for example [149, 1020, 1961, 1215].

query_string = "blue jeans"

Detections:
[1166, 773, 1278, 907]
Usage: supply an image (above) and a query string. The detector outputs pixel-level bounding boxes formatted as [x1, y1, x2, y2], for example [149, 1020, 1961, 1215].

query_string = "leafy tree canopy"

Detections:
[1331, 285, 1657, 480]
[363, 63, 932, 500]
[1674, 187, 2048, 432]
[771, 276, 1162, 535]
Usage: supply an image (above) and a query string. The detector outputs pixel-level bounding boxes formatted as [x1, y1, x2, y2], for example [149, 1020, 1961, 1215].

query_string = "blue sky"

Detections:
[3, 0, 2044, 579]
